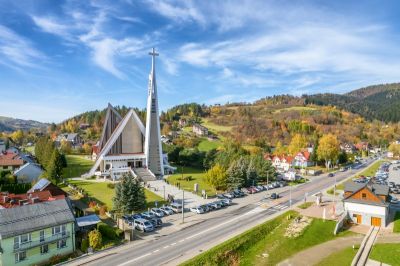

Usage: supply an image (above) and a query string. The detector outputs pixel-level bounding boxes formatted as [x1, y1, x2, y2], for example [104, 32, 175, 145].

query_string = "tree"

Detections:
[203, 148, 218, 169]
[226, 157, 247, 190]
[83, 143, 92, 154]
[46, 149, 63, 184]
[246, 159, 257, 186]
[273, 141, 287, 155]
[113, 173, 146, 213]
[88, 229, 102, 250]
[388, 143, 400, 157]
[288, 134, 307, 155]
[11, 130, 24, 146]
[251, 154, 276, 184]
[60, 140, 72, 154]
[205, 164, 227, 191]
[317, 134, 340, 169]
[338, 151, 348, 164]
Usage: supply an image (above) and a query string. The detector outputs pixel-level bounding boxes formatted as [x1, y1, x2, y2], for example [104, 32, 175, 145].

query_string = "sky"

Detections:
[1, 0, 400, 123]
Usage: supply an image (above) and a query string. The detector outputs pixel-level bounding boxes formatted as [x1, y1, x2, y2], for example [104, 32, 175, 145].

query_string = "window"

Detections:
[57, 239, 67, 249]
[40, 230, 45, 242]
[362, 193, 367, 199]
[40, 244, 49, 254]
[52, 225, 66, 235]
[14, 234, 31, 249]
[15, 251, 26, 263]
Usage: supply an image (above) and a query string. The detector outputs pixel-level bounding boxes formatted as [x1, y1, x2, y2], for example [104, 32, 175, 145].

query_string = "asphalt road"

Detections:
[70, 158, 376, 266]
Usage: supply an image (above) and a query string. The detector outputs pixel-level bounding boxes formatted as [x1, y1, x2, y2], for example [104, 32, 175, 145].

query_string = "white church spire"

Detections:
[144, 48, 164, 176]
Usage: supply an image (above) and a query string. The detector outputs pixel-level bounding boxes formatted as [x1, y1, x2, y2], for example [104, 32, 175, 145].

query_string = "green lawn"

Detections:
[202, 118, 232, 133]
[274, 106, 316, 113]
[297, 202, 313, 209]
[181, 211, 352, 266]
[369, 243, 400, 265]
[62, 155, 94, 178]
[315, 246, 358, 266]
[63, 180, 165, 211]
[198, 138, 222, 152]
[167, 166, 215, 196]
[394, 212, 400, 233]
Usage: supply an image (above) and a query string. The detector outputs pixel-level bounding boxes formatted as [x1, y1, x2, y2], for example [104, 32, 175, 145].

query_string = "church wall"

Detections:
[121, 117, 143, 154]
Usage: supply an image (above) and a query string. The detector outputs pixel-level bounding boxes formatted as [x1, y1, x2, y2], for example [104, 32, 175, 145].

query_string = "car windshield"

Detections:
[144, 222, 152, 226]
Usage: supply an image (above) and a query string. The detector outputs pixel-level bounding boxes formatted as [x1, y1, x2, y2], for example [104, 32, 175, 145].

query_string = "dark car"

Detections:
[270, 193, 279, 199]
[149, 217, 162, 228]
[233, 189, 245, 197]
[328, 173, 334, 177]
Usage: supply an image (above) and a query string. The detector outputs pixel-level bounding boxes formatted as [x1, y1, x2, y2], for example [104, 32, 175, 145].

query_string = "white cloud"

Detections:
[0, 25, 46, 69]
[31, 16, 69, 37]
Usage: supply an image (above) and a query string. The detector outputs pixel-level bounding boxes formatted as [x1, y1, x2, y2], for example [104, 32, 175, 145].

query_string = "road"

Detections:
[69, 158, 376, 266]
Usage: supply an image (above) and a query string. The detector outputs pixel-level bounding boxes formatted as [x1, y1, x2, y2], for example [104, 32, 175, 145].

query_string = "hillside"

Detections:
[0, 116, 48, 132]
[305, 83, 400, 122]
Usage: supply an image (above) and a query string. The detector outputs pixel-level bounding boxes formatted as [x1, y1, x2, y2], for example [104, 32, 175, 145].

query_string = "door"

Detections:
[356, 214, 362, 224]
[371, 217, 381, 227]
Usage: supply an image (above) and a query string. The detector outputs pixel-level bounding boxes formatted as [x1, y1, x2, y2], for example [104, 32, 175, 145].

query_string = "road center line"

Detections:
[117, 252, 151, 266]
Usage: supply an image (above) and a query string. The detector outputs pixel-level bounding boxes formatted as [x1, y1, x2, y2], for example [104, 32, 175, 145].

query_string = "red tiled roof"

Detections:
[0, 152, 24, 166]
[0, 191, 65, 208]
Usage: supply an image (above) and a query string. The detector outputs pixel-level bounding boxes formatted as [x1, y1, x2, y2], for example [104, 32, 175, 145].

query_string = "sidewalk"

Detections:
[278, 235, 364, 266]
[147, 180, 211, 207]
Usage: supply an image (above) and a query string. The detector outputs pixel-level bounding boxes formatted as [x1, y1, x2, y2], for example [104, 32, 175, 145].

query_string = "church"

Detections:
[87, 48, 175, 181]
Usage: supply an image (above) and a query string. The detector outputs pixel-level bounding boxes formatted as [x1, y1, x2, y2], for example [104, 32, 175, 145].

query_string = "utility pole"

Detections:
[333, 174, 337, 215]
[289, 185, 292, 209]
[182, 190, 185, 224]
[163, 185, 165, 200]
[267, 172, 269, 191]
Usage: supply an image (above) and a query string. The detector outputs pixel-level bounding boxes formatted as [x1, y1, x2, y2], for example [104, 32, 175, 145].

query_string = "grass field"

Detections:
[63, 180, 165, 211]
[369, 243, 400, 265]
[297, 202, 313, 209]
[181, 211, 352, 266]
[394, 212, 400, 233]
[62, 155, 94, 178]
[198, 138, 222, 152]
[202, 118, 232, 132]
[167, 166, 215, 196]
[274, 106, 316, 113]
[315, 246, 358, 266]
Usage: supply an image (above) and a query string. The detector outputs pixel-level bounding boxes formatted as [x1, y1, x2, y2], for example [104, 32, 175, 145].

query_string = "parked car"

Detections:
[159, 206, 174, 215]
[233, 189, 245, 197]
[256, 185, 265, 191]
[390, 197, 399, 204]
[223, 192, 235, 199]
[149, 217, 163, 228]
[328, 173, 334, 177]
[220, 198, 232, 206]
[151, 208, 165, 218]
[170, 202, 183, 213]
[190, 206, 205, 214]
[141, 211, 156, 220]
[134, 218, 154, 232]
[216, 194, 227, 199]
[200, 204, 210, 212]
[270, 193, 279, 199]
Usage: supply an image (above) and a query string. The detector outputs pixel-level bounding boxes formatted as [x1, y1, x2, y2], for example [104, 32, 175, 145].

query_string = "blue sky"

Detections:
[1, 0, 400, 123]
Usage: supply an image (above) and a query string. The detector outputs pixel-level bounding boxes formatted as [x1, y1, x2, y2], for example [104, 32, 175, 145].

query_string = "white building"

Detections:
[87, 48, 173, 181]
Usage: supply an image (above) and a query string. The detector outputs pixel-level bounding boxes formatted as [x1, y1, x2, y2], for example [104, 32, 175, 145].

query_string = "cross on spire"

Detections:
[149, 47, 159, 58]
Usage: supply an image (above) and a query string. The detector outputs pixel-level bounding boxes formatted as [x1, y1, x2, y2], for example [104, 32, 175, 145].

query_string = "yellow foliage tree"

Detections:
[317, 134, 340, 169]
[288, 134, 307, 155]
[205, 164, 227, 191]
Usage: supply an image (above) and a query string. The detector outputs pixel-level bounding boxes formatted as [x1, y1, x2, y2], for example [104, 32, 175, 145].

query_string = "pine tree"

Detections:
[113, 173, 146, 213]
[227, 157, 247, 190]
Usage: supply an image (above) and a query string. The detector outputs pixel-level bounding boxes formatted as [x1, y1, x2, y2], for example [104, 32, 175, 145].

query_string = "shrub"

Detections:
[99, 205, 108, 216]
[115, 228, 124, 238]
[107, 183, 115, 189]
[97, 222, 117, 240]
[88, 229, 102, 249]
[88, 201, 97, 209]
[81, 239, 89, 252]
[49, 254, 63, 265]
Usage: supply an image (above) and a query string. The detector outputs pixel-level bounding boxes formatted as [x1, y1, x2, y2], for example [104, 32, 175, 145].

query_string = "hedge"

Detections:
[97, 222, 123, 240]
[0, 183, 32, 194]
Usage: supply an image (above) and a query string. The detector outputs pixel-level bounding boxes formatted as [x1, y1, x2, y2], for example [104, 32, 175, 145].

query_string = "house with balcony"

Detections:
[0, 199, 75, 266]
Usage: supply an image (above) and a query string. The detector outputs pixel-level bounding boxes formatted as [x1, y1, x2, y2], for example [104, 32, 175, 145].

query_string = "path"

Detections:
[278, 235, 364, 266]
[147, 179, 211, 207]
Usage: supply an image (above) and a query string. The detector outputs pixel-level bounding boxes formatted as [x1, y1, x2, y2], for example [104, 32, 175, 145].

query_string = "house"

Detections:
[283, 168, 298, 181]
[355, 142, 371, 151]
[192, 123, 208, 136]
[343, 181, 390, 227]
[27, 178, 68, 197]
[270, 155, 293, 172]
[178, 118, 187, 127]
[340, 143, 356, 154]
[79, 123, 90, 130]
[0, 151, 24, 171]
[293, 151, 313, 168]
[0, 199, 75, 266]
[14, 163, 44, 183]
[55, 133, 82, 148]
[0, 190, 65, 208]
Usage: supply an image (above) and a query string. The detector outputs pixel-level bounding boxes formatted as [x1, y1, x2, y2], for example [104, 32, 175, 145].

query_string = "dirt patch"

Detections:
[284, 216, 312, 238]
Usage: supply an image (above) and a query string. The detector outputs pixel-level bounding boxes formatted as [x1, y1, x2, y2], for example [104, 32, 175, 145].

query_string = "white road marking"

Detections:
[171, 242, 177, 246]
[153, 249, 160, 253]
[163, 245, 169, 249]
[179, 239, 185, 243]
[117, 252, 151, 266]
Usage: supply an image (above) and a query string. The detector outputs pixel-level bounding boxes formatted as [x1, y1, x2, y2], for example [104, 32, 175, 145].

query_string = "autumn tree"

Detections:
[88, 229, 102, 250]
[11, 130, 24, 146]
[205, 164, 227, 191]
[273, 141, 287, 155]
[317, 134, 340, 169]
[288, 134, 307, 155]
[83, 143, 92, 154]
[388, 143, 400, 157]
